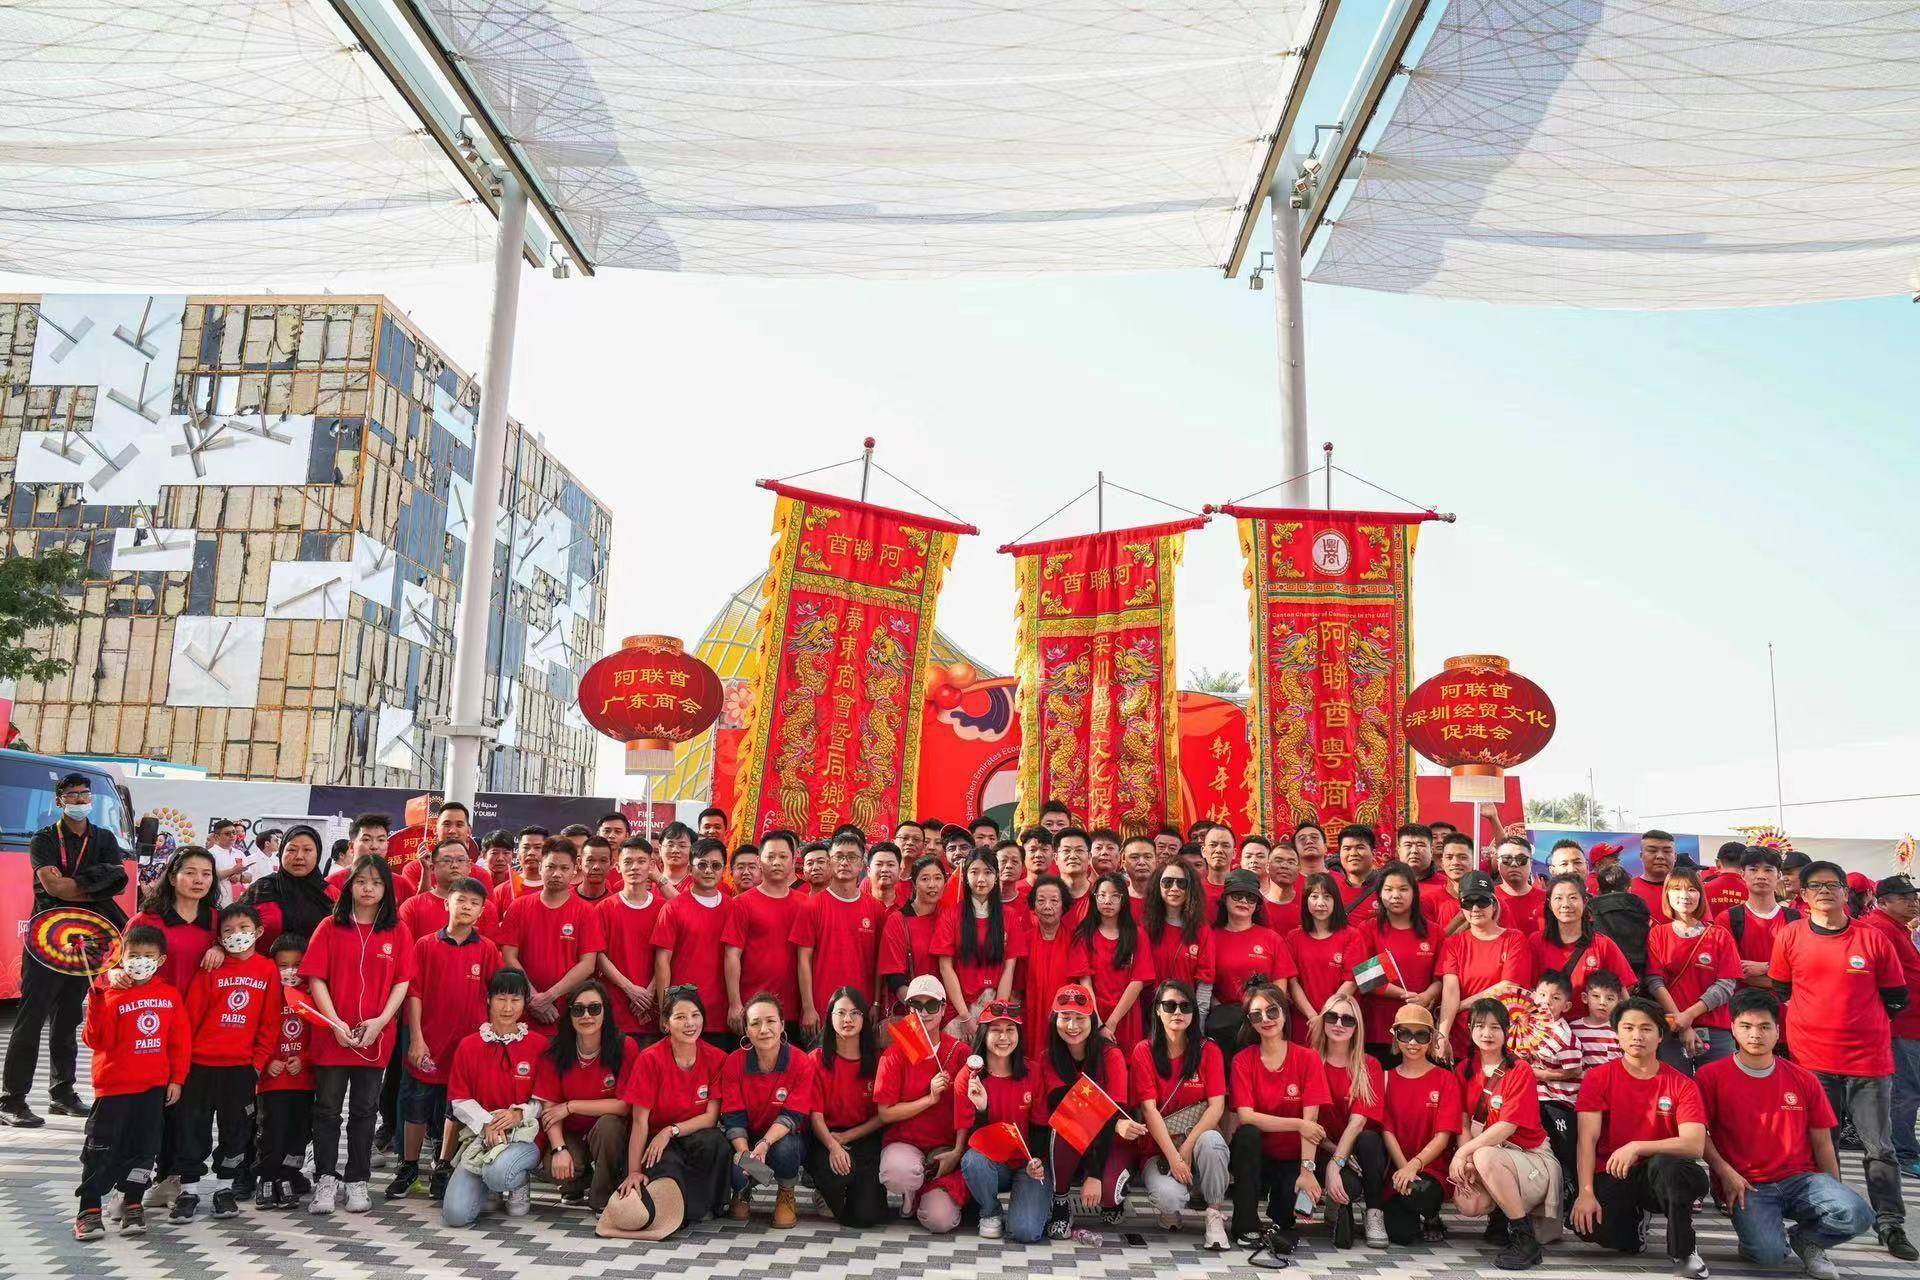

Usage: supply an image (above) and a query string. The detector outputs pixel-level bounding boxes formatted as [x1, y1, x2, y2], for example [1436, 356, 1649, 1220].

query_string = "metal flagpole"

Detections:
[1323, 441, 1333, 510]
[859, 436, 875, 501]
[1768, 643, 1785, 828]
[442, 173, 528, 808]
[1270, 151, 1311, 507]
[1097, 471, 1105, 532]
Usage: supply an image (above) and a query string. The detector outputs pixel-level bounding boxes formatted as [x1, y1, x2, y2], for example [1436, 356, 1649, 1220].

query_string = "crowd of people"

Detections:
[8, 772, 1919, 1276]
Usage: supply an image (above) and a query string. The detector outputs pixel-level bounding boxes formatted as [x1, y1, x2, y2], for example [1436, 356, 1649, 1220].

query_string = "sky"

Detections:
[7, 2, 1917, 840]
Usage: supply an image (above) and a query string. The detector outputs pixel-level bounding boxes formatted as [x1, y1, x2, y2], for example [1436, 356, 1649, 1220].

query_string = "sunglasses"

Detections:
[1323, 1011, 1358, 1029]
[905, 999, 944, 1014]
[1497, 855, 1531, 866]
[1158, 1000, 1194, 1014]
[1249, 1006, 1284, 1024]
[1226, 891, 1260, 904]
[694, 860, 726, 872]
[1393, 1027, 1434, 1044]
[1158, 878, 1187, 889]
[983, 1000, 1023, 1020]
[1461, 897, 1495, 910]
[571, 1002, 605, 1017]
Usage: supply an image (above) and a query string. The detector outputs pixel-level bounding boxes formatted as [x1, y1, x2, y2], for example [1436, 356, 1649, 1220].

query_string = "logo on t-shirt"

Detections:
[1488, 1093, 1505, 1110]
[696, 1084, 711, 1100]
[1695, 951, 1713, 966]
[1186, 944, 1199, 958]
[1428, 1090, 1440, 1104]
[775, 1086, 789, 1102]
[282, 1016, 303, 1040]
[603, 1073, 617, 1090]
[1783, 1091, 1800, 1108]
[1251, 944, 1267, 957]
[1332, 952, 1345, 965]
[1848, 954, 1866, 971]
[1285, 1083, 1299, 1098]
[469, 963, 480, 977]
[1657, 1095, 1673, 1113]
[515, 1060, 531, 1077]
[1022, 1090, 1033, 1107]
[136, 1011, 161, 1036]
[1419, 942, 1432, 955]
[382, 941, 393, 955]
[860, 915, 875, 932]
[561, 923, 575, 938]
[227, 989, 251, 1012]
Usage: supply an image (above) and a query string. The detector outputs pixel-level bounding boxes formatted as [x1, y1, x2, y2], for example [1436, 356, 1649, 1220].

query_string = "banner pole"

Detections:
[859, 436, 875, 501]
[1096, 471, 1104, 532]
[1269, 155, 1311, 507]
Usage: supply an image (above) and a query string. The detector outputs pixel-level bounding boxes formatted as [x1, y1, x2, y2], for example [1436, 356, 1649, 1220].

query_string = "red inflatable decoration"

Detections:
[1403, 655, 1555, 772]
[577, 636, 724, 749]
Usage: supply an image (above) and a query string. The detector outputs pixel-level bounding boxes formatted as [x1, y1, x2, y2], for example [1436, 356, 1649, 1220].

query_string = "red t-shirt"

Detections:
[298, 917, 415, 1068]
[1729, 903, 1798, 971]
[622, 1037, 726, 1128]
[1285, 925, 1364, 1036]
[1576, 1059, 1705, 1158]
[1319, 1054, 1386, 1138]
[533, 1051, 635, 1137]
[811, 1049, 878, 1130]
[1200, 877, 1229, 923]
[398, 890, 500, 944]
[1459, 1058, 1547, 1151]
[1628, 875, 1716, 924]
[1530, 932, 1637, 997]
[1768, 918, 1905, 1075]
[1229, 1043, 1331, 1158]
[652, 890, 730, 1016]
[1438, 928, 1530, 1048]
[489, 873, 539, 919]
[1859, 908, 1920, 1039]
[790, 887, 886, 1011]
[879, 909, 943, 991]
[1494, 882, 1547, 937]
[1083, 927, 1156, 1048]
[1033, 1041, 1130, 1129]
[1147, 922, 1215, 991]
[409, 931, 503, 1083]
[1212, 924, 1293, 1006]
[500, 892, 607, 994]
[1335, 874, 1377, 912]
[1382, 1066, 1464, 1184]
[720, 1044, 820, 1133]
[1128, 1038, 1227, 1116]
[933, 904, 1023, 1004]
[873, 1033, 967, 1149]
[597, 892, 666, 1034]
[720, 887, 805, 1015]
[1356, 918, 1442, 1045]
[1704, 873, 1749, 913]
[327, 864, 418, 908]
[1696, 1056, 1835, 1185]
[955, 1063, 1039, 1133]
[1418, 879, 1459, 925]
[1266, 892, 1305, 936]
[1020, 921, 1092, 1046]
[1646, 922, 1740, 1029]
[447, 1029, 544, 1111]
[125, 909, 215, 995]
[182, 952, 281, 1068]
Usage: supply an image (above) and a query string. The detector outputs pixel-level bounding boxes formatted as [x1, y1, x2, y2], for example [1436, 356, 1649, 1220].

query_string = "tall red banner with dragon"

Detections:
[1002, 518, 1203, 836]
[1222, 507, 1435, 838]
[731, 482, 975, 839]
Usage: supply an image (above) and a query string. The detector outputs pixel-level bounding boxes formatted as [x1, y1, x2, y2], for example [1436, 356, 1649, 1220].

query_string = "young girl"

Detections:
[1357, 865, 1442, 1061]
[956, 1000, 1049, 1241]
[1074, 873, 1155, 1050]
[934, 852, 1018, 1036]
[618, 986, 730, 1232]
[1143, 862, 1215, 1014]
[300, 855, 414, 1215]
[1287, 873, 1363, 1045]
[720, 993, 816, 1227]
[806, 987, 887, 1227]
[1533, 874, 1638, 998]
[874, 975, 968, 1228]
[1226, 982, 1328, 1250]
[879, 857, 947, 1014]
[1380, 1005, 1461, 1246]
[1211, 872, 1294, 1064]
[1132, 979, 1230, 1250]
[441, 970, 544, 1226]
[1643, 867, 1739, 1073]
[1035, 983, 1146, 1240]
[1449, 998, 1560, 1269]
[535, 980, 633, 1212]
[1310, 990, 1389, 1248]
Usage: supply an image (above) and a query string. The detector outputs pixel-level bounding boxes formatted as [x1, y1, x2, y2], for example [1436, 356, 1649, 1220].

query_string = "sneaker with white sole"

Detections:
[310, 1175, 339, 1214]
[978, 1215, 1003, 1239]
[1793, 1240, 1840, 1280]
[1157, 1211, 1181, 1231]
[505, 1185, 531, 1217]
[343, 1181, 372, 1213]
[148, 1175, 181, 1208]
[1365, 1207, 1388, 1247]
[1203, 1207, 1230, 1251]
[1675, 1251, 1710, 1279]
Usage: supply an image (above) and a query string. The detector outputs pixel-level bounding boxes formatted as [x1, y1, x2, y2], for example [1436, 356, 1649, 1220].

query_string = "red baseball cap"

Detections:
[1052, 983, 1096, 1017]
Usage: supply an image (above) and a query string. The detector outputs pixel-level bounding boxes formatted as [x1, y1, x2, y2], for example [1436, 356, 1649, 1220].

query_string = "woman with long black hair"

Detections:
[617, 986, 730, 1233]
[955, 1000, 1049, 1241]
[1286, 872, 1362, 1044]
[534, 978, 632, 1211]
[1132, 979, 1230, 1249]
[1034, 983, 1147, 1240]
[1210, 870, 1294, 1065]
[1448, 998, 1560, 1270]
[243, 824, 335, 943]
[1075, 873, 1155, 1050]
[879, 856, 947, 1015]
[1144, 860, 1215, 1015]
[806, 986, 887, 1227]
[127, 846, 220, 995]
[934, 852, 1017, 1037]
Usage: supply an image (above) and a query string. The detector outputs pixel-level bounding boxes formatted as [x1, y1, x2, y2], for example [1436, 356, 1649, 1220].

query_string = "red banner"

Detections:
[1003, 519, 1202, 836]
[1223, 507, 1435, 839]
[730, 482, 974, 840]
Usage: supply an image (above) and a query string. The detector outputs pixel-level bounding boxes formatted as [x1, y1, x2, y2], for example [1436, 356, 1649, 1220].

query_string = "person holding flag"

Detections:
[1035, 983, 1145, 1240]
[873, 975, 968, 1230]
[956, 1000, 1049, 1241]
[1356, 864, 1442, 1063]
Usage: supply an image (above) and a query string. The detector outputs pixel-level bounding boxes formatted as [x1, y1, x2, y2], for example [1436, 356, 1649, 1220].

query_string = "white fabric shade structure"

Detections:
[1306, 0, 1920, 308]
[413, 0, 1325, 276]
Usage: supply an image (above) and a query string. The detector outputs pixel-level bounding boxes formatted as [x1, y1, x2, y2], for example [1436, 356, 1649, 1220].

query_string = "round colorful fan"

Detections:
[27, 907, 122, 977]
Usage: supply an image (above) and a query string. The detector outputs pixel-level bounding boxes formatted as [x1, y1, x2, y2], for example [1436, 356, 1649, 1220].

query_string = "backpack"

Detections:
[1588, 891, 1652, 978]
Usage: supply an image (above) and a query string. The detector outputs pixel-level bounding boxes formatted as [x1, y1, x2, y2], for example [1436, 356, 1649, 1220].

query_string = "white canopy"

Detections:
[1307, 0, 1920, 308]
[417, 0, 1322, 276]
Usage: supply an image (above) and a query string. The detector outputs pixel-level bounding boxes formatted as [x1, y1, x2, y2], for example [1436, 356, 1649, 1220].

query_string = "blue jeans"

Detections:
[1730, 1172, 1875, 1264]
[1893, 1038, 1920, 1166]
[729, 1131, 807, 1191]
[442, 1141, 541, 1227]
[961, 1149, 1050, 1243]
[1815, 1070, 1905, 1231]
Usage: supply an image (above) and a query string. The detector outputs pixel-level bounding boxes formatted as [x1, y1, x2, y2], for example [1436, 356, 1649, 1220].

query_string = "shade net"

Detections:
[421, 0, 1322, 275]
[1307, 0, 1920, 308]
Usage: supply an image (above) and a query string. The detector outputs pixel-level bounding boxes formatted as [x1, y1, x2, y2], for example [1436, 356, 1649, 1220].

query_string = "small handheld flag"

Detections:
[283, 986, 351, 1037]
[1047, 1072, 1123, 1151]
[967, 1121, 1032, 1166]
[887, 1012, 937, 1066]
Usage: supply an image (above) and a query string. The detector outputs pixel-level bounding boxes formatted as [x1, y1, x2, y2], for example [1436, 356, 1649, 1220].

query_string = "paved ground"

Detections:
[1, 1010, 1912, 1279]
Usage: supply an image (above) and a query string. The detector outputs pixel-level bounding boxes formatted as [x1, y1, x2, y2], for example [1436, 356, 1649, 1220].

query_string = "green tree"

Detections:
[0, 548, 84, 683]
[1525, 791, 1610, 830]
[1186, 666, 1244, 696]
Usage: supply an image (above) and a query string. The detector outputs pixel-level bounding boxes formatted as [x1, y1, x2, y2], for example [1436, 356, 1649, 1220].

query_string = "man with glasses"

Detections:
[1292, 822, 1329, 877]
[792, 831, 887, 1039]
[652, 838, 733, 1048]
[1857, 875, 1920, 1179]
[1769, 861, 1915, 1260]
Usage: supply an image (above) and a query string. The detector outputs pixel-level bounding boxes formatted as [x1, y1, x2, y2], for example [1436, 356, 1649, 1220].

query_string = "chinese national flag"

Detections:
[1048, 1073, 1122, 1151]
[887, 1013, 937, 1066]
[967, 1122, 1032, 1166]
[283, 987, 349, 1036]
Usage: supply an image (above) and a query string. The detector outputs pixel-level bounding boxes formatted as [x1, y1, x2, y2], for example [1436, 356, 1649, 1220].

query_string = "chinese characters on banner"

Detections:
[1222, 507, 1436, 838]
[730, 482, 975, 840]
[1003, 519, 1202, 836]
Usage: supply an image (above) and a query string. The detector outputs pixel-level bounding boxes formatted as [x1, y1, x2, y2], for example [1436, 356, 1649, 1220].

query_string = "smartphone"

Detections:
[1122, 1232, 1148, 1247]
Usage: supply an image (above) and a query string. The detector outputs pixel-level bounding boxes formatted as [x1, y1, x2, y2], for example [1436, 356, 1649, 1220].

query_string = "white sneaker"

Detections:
[148, 1175, 181, 1208]
[103, 1192, 125, 1226]
[978, 1215, 1003, 1239]
[1794, 1240, 1839, 1280]
[506, 1185, 531, 1217]
[1675, 1252, 1710, 1279]
[1203, 1206, 1231, 1251]
[1365, 1207, 1388, 1247]
[344, 1181, 372, 1213]
[310, 1175, 339, 1214]
[1157, 1211, 1181, 1231]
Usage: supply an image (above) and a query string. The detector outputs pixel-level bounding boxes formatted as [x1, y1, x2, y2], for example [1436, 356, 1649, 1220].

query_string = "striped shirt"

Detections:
[1571, 1016, 1623, 1072]
[1527, 1016, 1583, 1106]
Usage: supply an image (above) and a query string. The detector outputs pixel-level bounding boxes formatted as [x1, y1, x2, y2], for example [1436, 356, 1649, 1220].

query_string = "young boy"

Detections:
[1572, 969, 1626, 1071]
[255, 934, 316, 1208]
[1526, 971, 1583, 1188]
[75, 924, 189, 1240]
[171, 904, 281, 1221]
[401, 877, 501, 1200]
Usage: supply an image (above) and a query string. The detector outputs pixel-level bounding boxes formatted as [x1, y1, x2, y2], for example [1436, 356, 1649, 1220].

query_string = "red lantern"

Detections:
[1403, 655, 1555, 790]
[576, 636, 724, 751]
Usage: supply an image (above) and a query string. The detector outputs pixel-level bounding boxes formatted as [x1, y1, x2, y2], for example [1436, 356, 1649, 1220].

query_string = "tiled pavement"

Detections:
[2, 1011, 1912, 1279]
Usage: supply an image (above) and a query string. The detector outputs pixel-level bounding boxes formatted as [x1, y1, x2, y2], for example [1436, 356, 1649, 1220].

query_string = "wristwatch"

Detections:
[669, 1123, 681, 1138]
[1330, 1155, 1348, 1170]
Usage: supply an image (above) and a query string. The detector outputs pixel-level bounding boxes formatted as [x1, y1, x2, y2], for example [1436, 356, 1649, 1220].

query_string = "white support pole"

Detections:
[1269, 152, 1311, 507]
[442, 173, 528, 808]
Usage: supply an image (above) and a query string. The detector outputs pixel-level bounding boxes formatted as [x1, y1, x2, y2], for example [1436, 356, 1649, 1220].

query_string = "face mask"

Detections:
[279, 966, 301, 986]
[62, 803, 91, 821]
[221, 931, 257, 954]
[123, 955, 162, 981]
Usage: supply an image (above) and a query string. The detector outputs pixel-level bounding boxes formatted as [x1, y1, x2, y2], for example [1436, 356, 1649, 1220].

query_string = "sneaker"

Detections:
[728, 1191, 754, 1220]
[428, 1166, 452, 1201]
[1674, 1251, 1710, 1278]
[0, 1098, 45, 1128]
[148, 1175, 181, 1208]
[979, 1214, 1004, 1239]
[505, 1185, 531, 1217]
[1902, 1158, 1920, 1179]
[1156, 1210, 1181, 1231]
[384, 1161, 419, 1201]
[344, 1181, 372, 1213]
[210, 1188, 238, 1218]
[74, 1209, 104, 1241]
[46, 1088, 92, 1118]
[1496, 1225, 1544, 1270]
[1881, 1226, 1918, 1262]
[1793, 1239, 1840, 1280]
[310, 1174, 339, 1214]
[559, 1182, 587, 1205]
[1046, 1197, 1073, 1240]
[773, 1187, 798, 1229]
[254, 1180, 277, 1210]
[169, 1192, 199, 1223]
[120, 1202, 147, 1234]
[1330, 1198, 1355, 1249]
[373, 1122, 394, 1153]
[230, 1171, 256, 1201]
[1365, 1207, 1388, 1248]
[1203, 1207, 1231, 1251]
[1422, 1215, 1449, 1243]
[287, 1170, 312, 1197]
[1485, 1210, 1512, 1245]
[1098, 1203, 1126, 1226]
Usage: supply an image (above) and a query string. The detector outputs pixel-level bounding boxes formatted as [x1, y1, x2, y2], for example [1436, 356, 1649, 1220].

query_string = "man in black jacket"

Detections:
[1, 772, 129, 1127]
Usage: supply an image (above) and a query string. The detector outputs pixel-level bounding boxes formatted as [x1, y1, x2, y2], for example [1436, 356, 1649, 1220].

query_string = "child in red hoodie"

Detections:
[168, 904, 281, 1222]
[75, 924, 190, 1241]
[254, 933, 316, 1209]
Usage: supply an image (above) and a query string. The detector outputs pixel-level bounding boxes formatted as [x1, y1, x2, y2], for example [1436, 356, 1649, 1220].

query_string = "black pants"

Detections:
[1317, 1128, 1389, 1208]
[3, 960, 86, 1101]
[312, 1065, 384, 1183]
[1382, 1171, 1446, 1244]
[1541, 1100, 1578, 1190]
[649, 1127, 731, 1221]
[378, 1038, 404, 1147]
[1582, 1154, 1709, 1260]
[76, 1088, 166, 1211]
[806, 1130, 886, 1228]
[255, 1090, 313, 1185]
[1228, 1126, 1302, 1239]
[170, 1063, 256, 1183]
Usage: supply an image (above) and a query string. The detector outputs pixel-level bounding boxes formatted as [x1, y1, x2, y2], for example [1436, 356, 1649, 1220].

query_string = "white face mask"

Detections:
[220, 931, 257, 954]
[62, 803, 91, 821]
[279, 966, 301, 986]
[122, 955, 162, 981]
